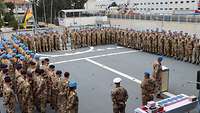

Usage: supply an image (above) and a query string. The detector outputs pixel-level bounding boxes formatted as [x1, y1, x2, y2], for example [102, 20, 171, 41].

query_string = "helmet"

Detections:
[69, 81, 77, 89]
[113, 77, 122, 84]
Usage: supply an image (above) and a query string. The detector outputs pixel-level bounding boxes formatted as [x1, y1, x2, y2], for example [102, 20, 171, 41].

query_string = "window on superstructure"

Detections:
[165, 8, 168, 10]
[175, 1, 178, 4]
[180, 1, 184, 3]
[140, 8, 143, 10]
[175, 8, 178, 10]
[148, 3, 151, 5]
[151, 8, 154, 10]
[180, 8, 183, 10]
[186, 1, 190, 3]
[144, 8, 146, 10]
[170, 2, 173, 4]
[152, 2, 154, 5]
[185, 8, 190, 10]
[156, 8, 159, 10]
[169, 8, 173, 10]
[141, 3, 143, 5]
[160, 2, 163, 4]
[156, 2, 159, 4]
[160, 8, 163, 10]
[191, 1, 195, 3]
[144, 3, 146, 5]
[165, 2, 168, 4]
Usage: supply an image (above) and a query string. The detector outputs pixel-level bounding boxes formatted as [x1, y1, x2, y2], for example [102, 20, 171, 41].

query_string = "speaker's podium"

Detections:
[161, 66, 169, 92]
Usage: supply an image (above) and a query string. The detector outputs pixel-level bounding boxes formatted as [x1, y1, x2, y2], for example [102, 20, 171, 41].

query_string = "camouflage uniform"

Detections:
[71, 32, 77, 49]
[51, 75, 59, 111]
[158, 35, 165, 55]
[3, 83, 16, 113]
[186, 38, 193, 63]
[111, 86, 128, 113]
[61, 33, 67, 50]
[92, 31, 97, 46]
[82, 31, 87, 47]
[67, 90, 79, 113]
[22, 79, 34, 113]
[0, 71, 3, 97]
[192, 39, 200, 64]
[58, 78, 69, 113]
[35, 75, 47, 113]
[97, 30, 102, 45]
[87, 31, 92, 46]
[101, 30, 106, 45]
[152, 61, 162, 96]
[141, 78, 156, 105]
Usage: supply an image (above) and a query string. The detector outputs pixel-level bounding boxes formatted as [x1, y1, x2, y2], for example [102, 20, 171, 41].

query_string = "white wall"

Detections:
[130, 0, 199, 14]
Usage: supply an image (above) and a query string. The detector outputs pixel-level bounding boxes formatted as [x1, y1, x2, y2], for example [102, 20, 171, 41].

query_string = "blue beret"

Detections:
[0, 45, 4, 49]
[6, 54, 13, 59]
[69, 81, 77, 89]
[158, 56, 163, 62]
[2, 54, 7, 59]
[24, 47, 29, 51]
[144, 72, 150, 77]
[20, 56, 25, 61]
[12, 48, 17, 52]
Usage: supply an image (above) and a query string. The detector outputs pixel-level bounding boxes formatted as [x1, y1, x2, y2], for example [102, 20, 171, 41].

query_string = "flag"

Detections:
[22, 8, 33, 29]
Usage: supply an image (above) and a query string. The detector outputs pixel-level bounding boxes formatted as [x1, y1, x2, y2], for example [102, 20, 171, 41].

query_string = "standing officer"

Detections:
[152, 57, 164, 99]
[141, 71, 156, 105]
[3, 76, 16, 113]
[58, 72, 70, 113]
[67, 81, 79, 113]
[111, 78, 128, 113]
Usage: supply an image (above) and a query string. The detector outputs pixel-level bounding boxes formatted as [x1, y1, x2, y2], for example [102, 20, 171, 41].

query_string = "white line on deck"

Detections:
[50, 50, 138, 65]
[85, 58, 142, 84]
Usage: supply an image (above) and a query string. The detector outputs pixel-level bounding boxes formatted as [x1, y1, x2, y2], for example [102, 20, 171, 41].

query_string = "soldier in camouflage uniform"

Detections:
[58, 72, 70, 113]
[111, 78, 128, 113]
[87, 30, 92, 46]
[141, 72, 156, 105]
[71, 31, 77, 50]
[3, 76, 16, 113]
[101, 29, 106, 45]
[92, 30, 97, 46]
[97, 30, 102, 45]
[35, 69, 47, 113]
[82, 30, 87, 47]
[61, 33, 68, 50]
[152, 57, 164, 99]
[0, 64, 7, 97]
[22, 72, 34, 113]
[192, 39, 200, 64]
[158, 34, 165, 55]
[67, 81, 79, 113]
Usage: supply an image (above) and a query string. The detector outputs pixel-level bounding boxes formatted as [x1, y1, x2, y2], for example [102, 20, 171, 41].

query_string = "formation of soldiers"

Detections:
[16, 27, 200, 65]
[0, 35, 78, 113]
[70, 28, 200, 65]
[17, 29, 68, 53]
